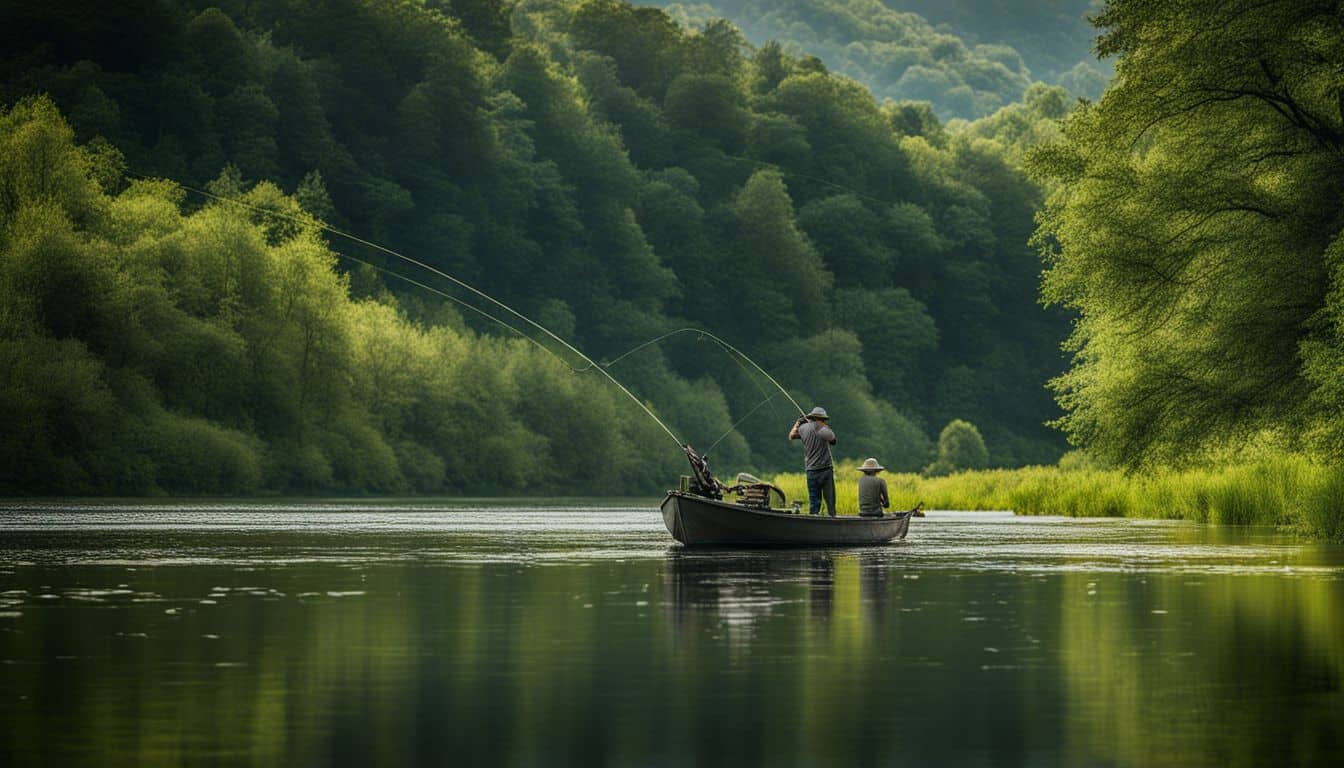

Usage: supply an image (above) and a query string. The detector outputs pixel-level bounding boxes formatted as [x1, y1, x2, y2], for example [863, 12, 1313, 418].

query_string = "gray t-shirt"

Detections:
[858, 474, 889, 516]
[798, 420, 835, 471]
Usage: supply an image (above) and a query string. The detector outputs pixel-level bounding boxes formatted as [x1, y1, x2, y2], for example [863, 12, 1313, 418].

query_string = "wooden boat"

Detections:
[663, 445, 916, 547]
[660, 490, 914, 547]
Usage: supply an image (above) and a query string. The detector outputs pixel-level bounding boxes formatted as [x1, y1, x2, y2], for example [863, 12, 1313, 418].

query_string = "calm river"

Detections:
[2, 501, 1342, 766]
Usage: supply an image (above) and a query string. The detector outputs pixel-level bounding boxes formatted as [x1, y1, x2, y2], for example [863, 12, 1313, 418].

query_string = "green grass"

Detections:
[764, 455, 1344, 540]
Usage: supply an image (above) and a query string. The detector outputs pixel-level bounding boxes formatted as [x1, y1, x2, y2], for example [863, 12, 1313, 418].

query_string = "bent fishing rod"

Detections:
[352, 250, 795, 457]
[129, 147, 875, 445]
[144, 174, 687, 449]
[139, 173, 811, 457]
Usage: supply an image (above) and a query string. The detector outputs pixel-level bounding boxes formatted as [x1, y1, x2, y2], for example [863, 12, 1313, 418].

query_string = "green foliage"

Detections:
[771, 452, 1344, 541]
[724, 170, 831, 339]
[956, 83, 1069, 164]
[0, 97, 686, 495]
[0, 0, 1077, 495]
[923, 418, 988, 476]
[1301, 233, 1344, 461]
[890, 1, 1108, 86]
[659, 0, 1108, 119]
[1030, 0, 1344, 469]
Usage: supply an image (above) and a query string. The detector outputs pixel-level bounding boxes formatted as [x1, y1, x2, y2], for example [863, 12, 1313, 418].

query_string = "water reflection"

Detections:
[2, 506, 1343, 766]
[663, 549, 798, 642]
[664, 549, 911, 642]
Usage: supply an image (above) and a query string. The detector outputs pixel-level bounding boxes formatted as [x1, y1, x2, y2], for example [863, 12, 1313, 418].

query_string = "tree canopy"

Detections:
[658, 0, 1110, 119]
[1030, 0, 1344, 468]
[0, 0, 1075, 494]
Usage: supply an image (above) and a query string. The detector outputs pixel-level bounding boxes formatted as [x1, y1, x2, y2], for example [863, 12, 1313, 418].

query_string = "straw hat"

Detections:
[857, 457, 884, 473]
[805, 406, 829, 421]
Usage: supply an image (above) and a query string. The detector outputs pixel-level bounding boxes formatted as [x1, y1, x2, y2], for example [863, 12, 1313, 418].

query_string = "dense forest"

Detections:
[657, 0, 1109, 118]
[0, 0, 1071, 495]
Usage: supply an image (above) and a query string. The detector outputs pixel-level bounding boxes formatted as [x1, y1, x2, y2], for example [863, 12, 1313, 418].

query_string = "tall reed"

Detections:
[763, 455, 1344, 540]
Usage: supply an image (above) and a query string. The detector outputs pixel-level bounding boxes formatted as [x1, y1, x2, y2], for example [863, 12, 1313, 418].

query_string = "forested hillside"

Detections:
[657, 0, 1108, 118]
[891, 1, 1107, 86]
[0, 0, 1070, 495]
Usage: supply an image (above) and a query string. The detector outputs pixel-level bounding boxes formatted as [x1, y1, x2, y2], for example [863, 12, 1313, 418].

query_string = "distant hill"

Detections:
[655, 0, 1109, 118]
[889, 0, 1106, 82]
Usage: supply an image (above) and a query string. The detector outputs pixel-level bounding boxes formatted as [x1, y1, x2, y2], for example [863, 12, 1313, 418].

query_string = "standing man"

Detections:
[789, 406, 837, 516]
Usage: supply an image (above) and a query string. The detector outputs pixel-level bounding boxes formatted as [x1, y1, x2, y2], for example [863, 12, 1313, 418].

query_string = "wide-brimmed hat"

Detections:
[805, 406, 829, 421]
[857, 457, 884, 473]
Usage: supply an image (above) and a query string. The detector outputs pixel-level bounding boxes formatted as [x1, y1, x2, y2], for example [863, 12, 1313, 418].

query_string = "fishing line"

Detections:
[704, 391, 780, 457]
[594, 327, 805, 416]
[585, 327, 784, 420]
[134, 173, 685, 448]
[325, 251, 583, 369]
[342, 255, 792, 451]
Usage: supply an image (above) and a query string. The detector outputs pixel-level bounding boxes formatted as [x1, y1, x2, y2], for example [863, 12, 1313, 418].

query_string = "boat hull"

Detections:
[660, 491, 911, 547]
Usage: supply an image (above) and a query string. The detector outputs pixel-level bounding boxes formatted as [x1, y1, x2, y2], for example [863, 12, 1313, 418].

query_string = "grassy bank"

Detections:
[765, 456, 1344, 541]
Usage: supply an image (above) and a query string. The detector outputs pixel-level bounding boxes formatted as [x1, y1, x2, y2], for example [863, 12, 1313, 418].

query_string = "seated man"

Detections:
[856, 458, 889, 517]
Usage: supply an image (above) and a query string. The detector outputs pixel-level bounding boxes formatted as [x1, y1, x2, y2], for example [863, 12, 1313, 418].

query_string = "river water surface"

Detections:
[2, 501, 1342, 766]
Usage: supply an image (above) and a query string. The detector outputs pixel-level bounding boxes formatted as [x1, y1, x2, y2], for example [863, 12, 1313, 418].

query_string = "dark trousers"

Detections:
[806, 467, 837, 517]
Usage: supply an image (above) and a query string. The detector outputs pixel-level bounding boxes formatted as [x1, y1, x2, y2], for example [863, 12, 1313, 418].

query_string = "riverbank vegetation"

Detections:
[770, 454, 1344, 541]
[0, 96, 687, 494]
[1030, 1, 1344, 470]
[1001, 0, 1344, 539]
[1, 0, 1075, 495]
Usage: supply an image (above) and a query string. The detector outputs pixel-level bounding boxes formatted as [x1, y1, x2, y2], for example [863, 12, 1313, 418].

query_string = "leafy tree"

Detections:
[1030, 0, 1344, 468]
[569, 0, 687, 99]
[664, 73, 749, 153]
[722, 170, 832, 340]
[924, 418, 988, 476]
[832, 287, 937, 407]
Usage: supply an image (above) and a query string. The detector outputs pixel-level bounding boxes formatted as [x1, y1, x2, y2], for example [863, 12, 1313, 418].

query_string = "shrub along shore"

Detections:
[768, 456, 1344, 541]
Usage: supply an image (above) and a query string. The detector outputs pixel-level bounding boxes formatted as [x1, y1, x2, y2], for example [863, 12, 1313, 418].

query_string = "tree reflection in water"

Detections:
[662, 548, 909, 642]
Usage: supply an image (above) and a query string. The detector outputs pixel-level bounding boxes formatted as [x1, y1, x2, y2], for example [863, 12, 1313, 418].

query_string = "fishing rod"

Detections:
[320, 249, 593, 369]
[141, 174, 686, 449]
[329, 251, 794, 453]
[141, 170, 816, 451]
